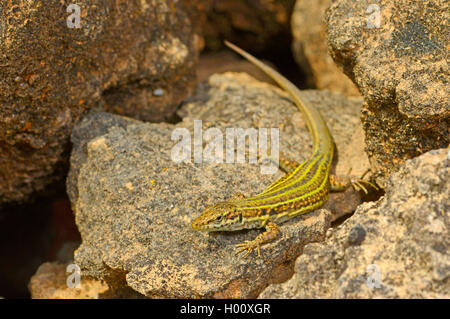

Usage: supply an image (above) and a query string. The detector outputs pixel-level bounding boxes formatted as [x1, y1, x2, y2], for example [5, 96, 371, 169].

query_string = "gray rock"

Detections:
[67, 112, 140, 209]
[325, 0, 449, 187]
[260, 148, 449, 298]
[347, 224, 366, 246]
[68, 73, 370, 298]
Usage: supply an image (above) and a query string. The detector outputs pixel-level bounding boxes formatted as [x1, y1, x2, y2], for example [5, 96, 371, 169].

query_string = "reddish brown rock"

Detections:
[203, 0, 295, 52]
[291, 0, 360, 96]
[197, 51, 277, 85]
[0, 1, 203, 207]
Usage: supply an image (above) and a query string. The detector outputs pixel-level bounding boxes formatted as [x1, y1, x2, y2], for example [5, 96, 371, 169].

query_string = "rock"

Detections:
[347, 223, 366, 246]
[325, 0, 449, 187]
[197, 51, 277, 85]
[29, 262, 109, 299]
[260, 148, 449, 298]
[67, 112, 140, 210]
[203, 0, 295, 51]
[0, 0, 203, 208]
[67, 72, 370, 298]
[291, 0, 360, 96]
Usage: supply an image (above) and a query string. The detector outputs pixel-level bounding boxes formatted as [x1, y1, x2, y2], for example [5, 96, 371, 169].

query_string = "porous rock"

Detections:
[29, 262, 109, 299]
[326, 0, 449, 186]
[68, 73, 370, 298]
[260, 148, 449, 298]
[0, 0, 202, 207]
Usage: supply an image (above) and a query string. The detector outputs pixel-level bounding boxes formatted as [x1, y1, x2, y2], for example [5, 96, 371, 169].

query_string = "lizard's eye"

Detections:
[216, 216, 223, 221]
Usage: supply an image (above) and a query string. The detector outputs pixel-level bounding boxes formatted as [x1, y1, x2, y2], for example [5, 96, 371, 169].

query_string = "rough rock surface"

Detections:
[203, 0, 295, 51]
[326, 0, 449, 187]
[0, 0, 202, 208]
[291, 0, 360, 96]
[29, 262, 109, 299]
[260, 148, 449, 298]
[67, 72, 370, 298]
[197, 51, 277, 86]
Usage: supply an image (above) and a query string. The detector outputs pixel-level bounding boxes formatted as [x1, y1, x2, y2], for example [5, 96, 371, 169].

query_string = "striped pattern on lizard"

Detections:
[192, 41, 377, 257]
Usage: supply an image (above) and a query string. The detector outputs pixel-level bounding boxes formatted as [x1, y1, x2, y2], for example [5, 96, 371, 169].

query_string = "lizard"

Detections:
[191, 41, 377, 257]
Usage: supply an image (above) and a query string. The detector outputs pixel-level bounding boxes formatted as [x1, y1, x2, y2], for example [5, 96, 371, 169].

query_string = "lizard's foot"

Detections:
[330, 168, 379, 194]
[350, 178, 379, 194]
[350, 169, 379, 194]
[235, 221, 280, 257]
[236, 240, 262, 257]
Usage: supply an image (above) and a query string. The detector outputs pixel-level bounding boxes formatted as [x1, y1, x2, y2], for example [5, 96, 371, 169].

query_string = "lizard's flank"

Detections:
[192, 41, 377, 257]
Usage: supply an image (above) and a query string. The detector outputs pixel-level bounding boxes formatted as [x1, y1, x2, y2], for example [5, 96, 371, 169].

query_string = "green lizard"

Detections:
[192, 41, 377, 257]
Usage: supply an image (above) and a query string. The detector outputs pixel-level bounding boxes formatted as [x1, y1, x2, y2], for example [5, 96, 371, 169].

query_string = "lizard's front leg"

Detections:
[236, 221, 281, 257]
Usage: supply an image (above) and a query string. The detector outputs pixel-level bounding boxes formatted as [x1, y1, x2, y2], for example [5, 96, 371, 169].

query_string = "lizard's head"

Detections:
[192, 201, 243, 231]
